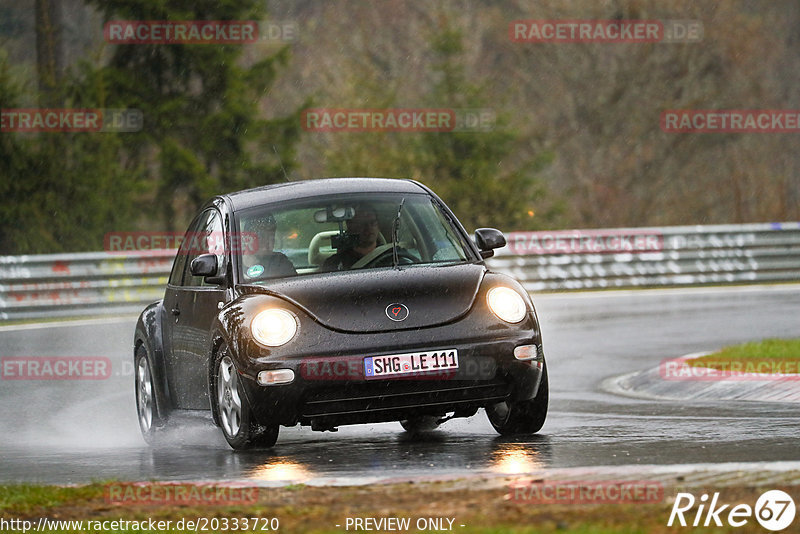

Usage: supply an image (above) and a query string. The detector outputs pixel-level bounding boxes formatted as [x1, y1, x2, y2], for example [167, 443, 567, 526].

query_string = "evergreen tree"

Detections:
[0, 47, 144, 254]
[1, 1, 301, 253]
[86, 0, 302, 229]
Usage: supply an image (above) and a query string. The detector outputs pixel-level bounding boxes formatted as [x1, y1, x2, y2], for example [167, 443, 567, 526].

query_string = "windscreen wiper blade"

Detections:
[392, 198, 405, 269]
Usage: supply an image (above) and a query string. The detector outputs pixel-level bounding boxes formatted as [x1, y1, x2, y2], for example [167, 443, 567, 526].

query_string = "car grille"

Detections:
[300, 379, 511, 422]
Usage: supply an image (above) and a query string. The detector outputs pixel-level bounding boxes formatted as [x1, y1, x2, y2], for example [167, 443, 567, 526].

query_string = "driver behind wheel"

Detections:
[321, 206, 380, 271]
[242, 214, 297, 279]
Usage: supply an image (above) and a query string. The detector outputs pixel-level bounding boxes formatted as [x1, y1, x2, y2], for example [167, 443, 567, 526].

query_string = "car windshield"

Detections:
[235, 192, 476, 281]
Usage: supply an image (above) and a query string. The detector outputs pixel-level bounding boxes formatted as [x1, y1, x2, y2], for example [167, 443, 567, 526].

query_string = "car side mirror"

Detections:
[474, 228, 506, 259]
[191, 253, 219, 278]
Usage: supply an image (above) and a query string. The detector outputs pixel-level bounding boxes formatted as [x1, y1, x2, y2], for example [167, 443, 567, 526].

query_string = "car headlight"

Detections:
[487, 286, 527, 324]
[251, 308, 298, 347]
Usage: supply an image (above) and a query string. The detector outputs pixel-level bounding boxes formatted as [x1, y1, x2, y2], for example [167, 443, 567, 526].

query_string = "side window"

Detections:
[168, 213, 208, 287]
[201, 212, 226, 287]
[183, 209, 223, 287]
[168, 250, 188, 287]
[167, 209, 223, 287]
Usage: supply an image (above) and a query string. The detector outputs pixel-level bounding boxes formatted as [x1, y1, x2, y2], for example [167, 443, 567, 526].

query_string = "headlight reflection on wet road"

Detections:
[248, 459, 313, 483]
[490, 444, 544, 475]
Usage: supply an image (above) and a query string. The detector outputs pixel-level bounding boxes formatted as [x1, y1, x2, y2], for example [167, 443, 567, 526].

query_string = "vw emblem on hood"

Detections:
[385, 303, 409, 322]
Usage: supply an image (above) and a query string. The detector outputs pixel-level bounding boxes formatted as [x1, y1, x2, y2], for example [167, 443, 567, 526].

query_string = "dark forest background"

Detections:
[1, 0, 798, 254]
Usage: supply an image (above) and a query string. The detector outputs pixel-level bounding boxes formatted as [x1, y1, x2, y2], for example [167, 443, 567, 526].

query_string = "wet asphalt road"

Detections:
[0, 285, 798, 485]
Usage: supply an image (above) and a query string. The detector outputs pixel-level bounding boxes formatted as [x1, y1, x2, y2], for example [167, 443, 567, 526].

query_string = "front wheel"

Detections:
[214, 344, 279, 450]
[486, 363, 548, 435]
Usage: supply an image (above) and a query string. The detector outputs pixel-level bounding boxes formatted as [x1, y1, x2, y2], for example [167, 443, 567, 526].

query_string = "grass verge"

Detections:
[689, 338, 800, 373]
[0, 481, 796, 533]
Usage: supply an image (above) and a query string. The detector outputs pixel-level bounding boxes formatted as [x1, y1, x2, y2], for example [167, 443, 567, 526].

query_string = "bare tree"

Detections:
[35, 0, 64, 105]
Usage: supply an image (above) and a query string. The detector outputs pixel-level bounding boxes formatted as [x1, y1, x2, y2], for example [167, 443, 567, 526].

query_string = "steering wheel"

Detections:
[352, 244, 417, 269]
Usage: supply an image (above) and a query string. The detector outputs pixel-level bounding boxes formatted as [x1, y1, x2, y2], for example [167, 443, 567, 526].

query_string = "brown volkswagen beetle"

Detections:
[134, 178, 547, 449]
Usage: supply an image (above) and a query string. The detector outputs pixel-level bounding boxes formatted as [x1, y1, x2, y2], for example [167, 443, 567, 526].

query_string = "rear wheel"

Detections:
[135, 344, 166, 445]
[486, 363, 548, 435]
[214, 344, 279, 450]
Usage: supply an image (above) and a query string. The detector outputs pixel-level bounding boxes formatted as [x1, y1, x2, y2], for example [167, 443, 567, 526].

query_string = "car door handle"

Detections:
[171, 307, 180, 316]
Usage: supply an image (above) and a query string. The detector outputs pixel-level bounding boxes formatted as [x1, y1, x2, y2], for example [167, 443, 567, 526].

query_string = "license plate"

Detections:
[364, 349, 458, 379]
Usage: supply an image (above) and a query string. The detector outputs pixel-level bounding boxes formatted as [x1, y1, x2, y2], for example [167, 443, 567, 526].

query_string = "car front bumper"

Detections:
[235, 312, 544, 429]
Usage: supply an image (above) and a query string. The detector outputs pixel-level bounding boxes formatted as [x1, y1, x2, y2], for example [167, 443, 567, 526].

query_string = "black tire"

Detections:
[486, 363, 548, 436]
[213, 343, 279, 450]
[135, 343, 167, 445]
[400, 415, 440, 433]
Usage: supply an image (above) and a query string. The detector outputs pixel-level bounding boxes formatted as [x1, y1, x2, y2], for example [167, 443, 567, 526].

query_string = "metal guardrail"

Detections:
[487, 222, 800, 292]
[0, 251, 173, 321]
[1, 222, 798, 321]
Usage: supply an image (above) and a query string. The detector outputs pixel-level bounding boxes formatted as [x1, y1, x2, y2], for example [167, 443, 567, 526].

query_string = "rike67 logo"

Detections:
[668, 490, 796, 531]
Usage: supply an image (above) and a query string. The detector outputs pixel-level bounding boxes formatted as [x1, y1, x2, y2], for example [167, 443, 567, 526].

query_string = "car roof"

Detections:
[219, 177, 429, 211]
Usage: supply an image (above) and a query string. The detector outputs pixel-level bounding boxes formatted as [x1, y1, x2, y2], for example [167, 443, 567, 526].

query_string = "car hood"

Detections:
[238, 263, 486, 333]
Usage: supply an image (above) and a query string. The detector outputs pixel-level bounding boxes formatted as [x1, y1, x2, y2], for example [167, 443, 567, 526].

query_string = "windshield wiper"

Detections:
[392, 198, 405, 269]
